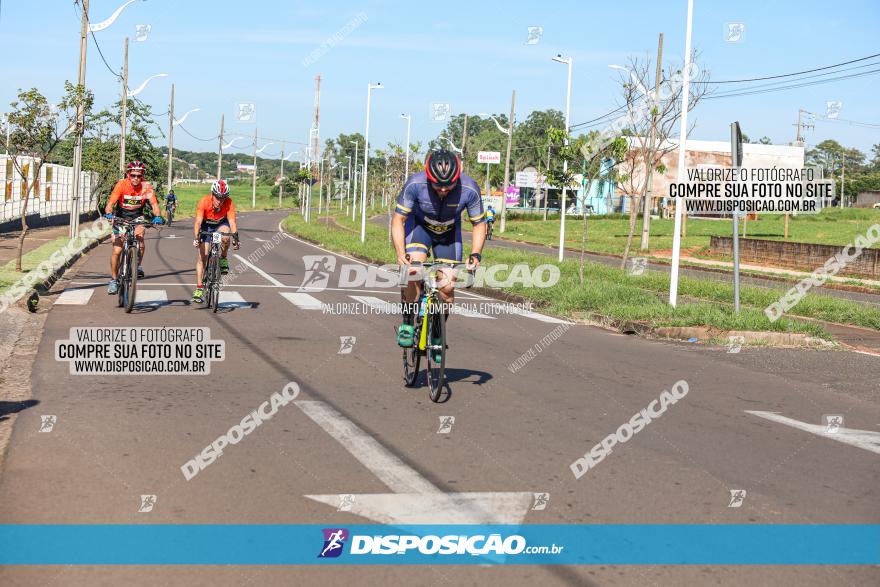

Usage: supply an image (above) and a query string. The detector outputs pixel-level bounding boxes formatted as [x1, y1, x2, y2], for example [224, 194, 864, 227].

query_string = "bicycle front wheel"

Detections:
[425, 303, 446, 402]
[117, 249, 127, 308]
[125, 246, 138, 313]
[206, 255, 220, 311]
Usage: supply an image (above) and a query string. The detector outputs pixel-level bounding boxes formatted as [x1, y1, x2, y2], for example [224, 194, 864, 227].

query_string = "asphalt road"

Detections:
[0, 209, 878, 586]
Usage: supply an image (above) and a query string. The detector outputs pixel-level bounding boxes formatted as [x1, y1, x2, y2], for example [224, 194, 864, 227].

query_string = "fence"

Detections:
[710, 235, 880, 279]
[1, 154, 99, 227]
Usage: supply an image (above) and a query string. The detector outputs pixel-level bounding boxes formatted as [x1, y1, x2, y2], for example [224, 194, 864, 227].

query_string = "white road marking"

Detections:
[746, 410, 880, 455]
[349, 295, 397, 311]
[218, 291, 253, 309]
[296, 399, 535, 524]
[135, 289, 169, 306]
[232, 254, 286, 287]
[296, 400, 439, 494]
[69, 280, 402, 294]
[450, 304, 495, 319]
[275, 218, 571, 324]
[280, 292, 323, 310]
[163, 235, 180, 239]
[55, 289, 94, 305]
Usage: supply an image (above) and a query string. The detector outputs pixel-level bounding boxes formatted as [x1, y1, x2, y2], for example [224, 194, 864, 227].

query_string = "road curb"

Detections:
[284, 221, 839, 351]
[3, 228, 111, 312]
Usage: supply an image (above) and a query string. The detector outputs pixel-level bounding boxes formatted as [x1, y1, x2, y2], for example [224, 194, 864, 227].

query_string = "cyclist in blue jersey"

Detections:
[392, 149, 487, 348]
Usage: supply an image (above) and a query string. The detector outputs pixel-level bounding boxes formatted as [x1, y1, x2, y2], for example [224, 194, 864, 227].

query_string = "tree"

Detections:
[605, 52, 710, 266]
[546, 128, 627, 283]
[7, 83, 93, 271]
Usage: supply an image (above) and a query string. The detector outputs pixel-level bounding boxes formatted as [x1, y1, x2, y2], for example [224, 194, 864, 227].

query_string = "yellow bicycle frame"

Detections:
[418, 294, 431, 351]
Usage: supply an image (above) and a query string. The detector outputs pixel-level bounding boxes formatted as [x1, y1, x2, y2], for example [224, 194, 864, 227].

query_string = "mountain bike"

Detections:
[403, 261, 465, 402]
[197, 230, 234, 312]
[486, 220, 495, 240]
[165, 202, 176, 226]
[112, 217, 157, 313]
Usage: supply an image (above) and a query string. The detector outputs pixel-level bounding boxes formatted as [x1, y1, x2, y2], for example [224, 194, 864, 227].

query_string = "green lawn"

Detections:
[498, 207, 880, 256]
[283, 209, 880, 337]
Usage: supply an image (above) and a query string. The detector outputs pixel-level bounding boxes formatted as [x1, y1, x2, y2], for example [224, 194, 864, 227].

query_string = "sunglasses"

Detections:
[129, 173, 144, 179]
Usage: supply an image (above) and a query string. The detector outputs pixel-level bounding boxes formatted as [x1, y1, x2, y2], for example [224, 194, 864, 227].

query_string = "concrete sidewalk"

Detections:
[0, 225, 72, 268]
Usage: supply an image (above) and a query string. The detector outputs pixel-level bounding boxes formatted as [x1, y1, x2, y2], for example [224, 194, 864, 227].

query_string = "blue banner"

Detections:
[0, 525, 877, 565]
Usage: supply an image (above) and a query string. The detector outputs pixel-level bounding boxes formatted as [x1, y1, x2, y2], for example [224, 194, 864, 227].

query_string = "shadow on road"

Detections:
[0, 400, 39, 423]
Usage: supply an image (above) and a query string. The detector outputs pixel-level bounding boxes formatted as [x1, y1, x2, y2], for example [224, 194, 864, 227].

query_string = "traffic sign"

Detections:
[477, 151, 501, 164]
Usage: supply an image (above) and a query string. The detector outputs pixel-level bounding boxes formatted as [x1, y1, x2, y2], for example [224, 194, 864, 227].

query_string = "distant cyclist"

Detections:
[104, 160, 163, 294]
[165, 189, 177, 219]
[485, 205, 496, 238]
[192, 180, 239, 303]
[391, 149, 486, 351]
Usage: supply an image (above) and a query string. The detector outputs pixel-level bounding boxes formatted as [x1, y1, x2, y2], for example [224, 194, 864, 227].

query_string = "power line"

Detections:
[706, 52, 880, 84]
[73, 1, 122, 81]
[704, 68, 880, 100]
[569, 52, 880, 131]
[176, 123, 219, 142]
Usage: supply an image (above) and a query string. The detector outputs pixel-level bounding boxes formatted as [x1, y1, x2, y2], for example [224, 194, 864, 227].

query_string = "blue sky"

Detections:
[2, 0, 878, 160]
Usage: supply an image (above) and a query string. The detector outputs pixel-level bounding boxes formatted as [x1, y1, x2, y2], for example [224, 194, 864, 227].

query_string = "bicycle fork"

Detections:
[418, 295, 431, 351]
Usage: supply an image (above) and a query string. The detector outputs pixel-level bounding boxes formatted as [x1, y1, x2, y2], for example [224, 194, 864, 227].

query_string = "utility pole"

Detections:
[543, 142, 551, 221]
[166, 83, 175, 196]
[351, 141, 359, 222]
[216, 114, 224, 180]
[793, 108, 813, 146]
[279, 142, 285, 206]
[840, 154, 846, 208]
[251, 127, 258, 208]
[500, 89, 516, 233]
[118, 36, 129, 178]
[461, 115, 468, 174]
[70, 0, 89, 239]
[639, 32, 663, 251]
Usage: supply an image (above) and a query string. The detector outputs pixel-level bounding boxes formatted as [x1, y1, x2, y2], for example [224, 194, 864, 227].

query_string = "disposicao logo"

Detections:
[318, 528, 349, 558]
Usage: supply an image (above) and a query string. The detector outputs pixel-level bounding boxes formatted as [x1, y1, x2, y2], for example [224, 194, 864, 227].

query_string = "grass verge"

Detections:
[282, 211, 880, 340]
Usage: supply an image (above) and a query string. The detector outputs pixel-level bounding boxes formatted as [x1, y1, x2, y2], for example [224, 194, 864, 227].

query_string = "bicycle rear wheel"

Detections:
[425, 303, 446, 402]
[125, 245, 138, 313]
[403, 318, 421, 387]
[116, 249, 126, 308]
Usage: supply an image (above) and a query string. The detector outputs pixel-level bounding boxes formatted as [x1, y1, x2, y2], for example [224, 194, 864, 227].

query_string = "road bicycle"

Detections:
[112, 217, 158, 313]
[165, 202, 177, 226]
[197, 230, 236, 312]
[403, 261, 469, 402]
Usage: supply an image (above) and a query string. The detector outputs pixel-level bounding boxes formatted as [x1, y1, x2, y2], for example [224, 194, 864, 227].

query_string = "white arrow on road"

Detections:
[296, 400, 535, 524]
[746, 411, 880, 454]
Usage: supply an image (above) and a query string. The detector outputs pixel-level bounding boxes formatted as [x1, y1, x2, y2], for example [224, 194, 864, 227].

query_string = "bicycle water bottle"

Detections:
[419, 296, 426, 317]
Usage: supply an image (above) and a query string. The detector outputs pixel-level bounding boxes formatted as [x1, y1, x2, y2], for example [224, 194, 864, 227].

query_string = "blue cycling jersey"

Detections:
[395, 172, 486, 234]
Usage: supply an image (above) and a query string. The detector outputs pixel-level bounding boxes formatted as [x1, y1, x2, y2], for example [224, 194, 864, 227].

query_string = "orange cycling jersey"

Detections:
[196, 195, 236, 226]
[110, 178, 157, 219]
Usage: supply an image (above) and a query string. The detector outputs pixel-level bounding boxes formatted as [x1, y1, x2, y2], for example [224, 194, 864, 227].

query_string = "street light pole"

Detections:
[553, 54, 573, 262]
[351, 140, 360, 221]
[362, 83, 382, 243]
[217, 114, 224, 180]
[119, 36, 129, 178]
[70, 0, 89, 239]
[669, 0, 695, 307]
[401, 113, 411, 179]
[500, 90, 516, 233]
[251, 128, 258, 208]
[166, 83, 174, 196]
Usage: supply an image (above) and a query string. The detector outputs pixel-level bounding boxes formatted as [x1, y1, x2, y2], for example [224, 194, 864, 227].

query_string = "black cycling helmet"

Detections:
[425, 149, 461, 187]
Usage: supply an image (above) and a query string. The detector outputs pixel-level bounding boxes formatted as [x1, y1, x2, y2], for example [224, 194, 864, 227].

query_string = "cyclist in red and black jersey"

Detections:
[103, 161, 163, 294]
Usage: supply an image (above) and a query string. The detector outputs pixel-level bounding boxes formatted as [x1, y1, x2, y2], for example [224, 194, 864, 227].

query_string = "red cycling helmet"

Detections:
[425, 149, 461, 187]
[211, 180, 230, 199]
[127, 160, 146, 175]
